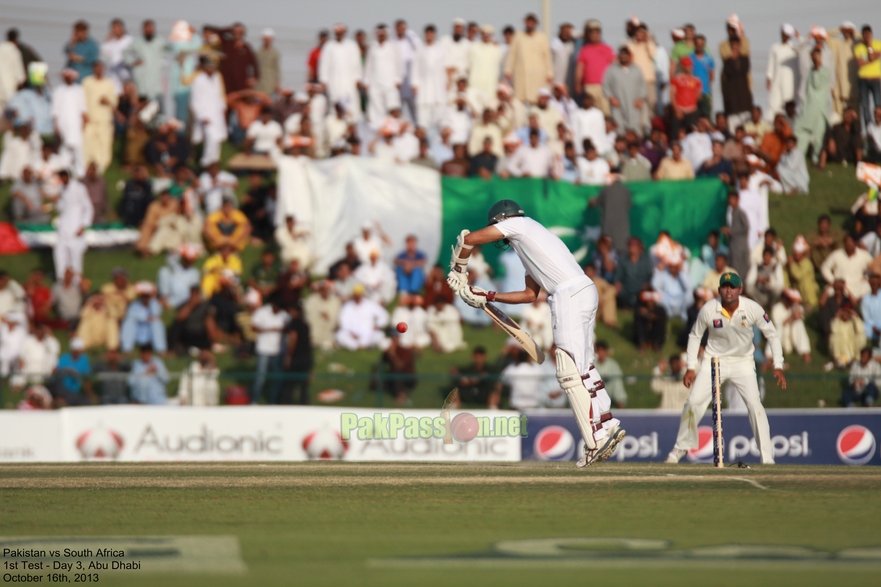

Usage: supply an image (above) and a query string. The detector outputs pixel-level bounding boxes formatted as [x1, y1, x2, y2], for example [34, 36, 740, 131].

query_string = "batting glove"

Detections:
[446, 267, 469, 293]
[460, 285, 496, 309]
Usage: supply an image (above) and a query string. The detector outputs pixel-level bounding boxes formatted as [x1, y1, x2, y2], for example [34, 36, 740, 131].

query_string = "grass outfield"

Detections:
[1, 462, 880, 586]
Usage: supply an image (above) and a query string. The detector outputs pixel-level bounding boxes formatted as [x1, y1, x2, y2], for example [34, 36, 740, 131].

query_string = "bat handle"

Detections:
[442, 410, 452, 445]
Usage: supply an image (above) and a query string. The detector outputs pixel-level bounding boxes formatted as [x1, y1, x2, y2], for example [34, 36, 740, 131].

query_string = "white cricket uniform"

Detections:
[674, 296, 783, 464]
[495, 216, 618, 437]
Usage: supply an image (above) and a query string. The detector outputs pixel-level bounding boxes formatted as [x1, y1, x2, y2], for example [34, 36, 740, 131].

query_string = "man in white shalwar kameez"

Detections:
[54, 169, 94, 278]
[319, 24, 364, 123]
[427, 298, 465, 352]
[364, 25, 403, 128]
[468, 26, 502, 107]
[354, 251, 397, 306]
[100, 19, 133, 94]
[766, 25, 800, 120]
[335, 285, 389, 351]
[271, 139, 313, 228]
[189, 59, 227, 166]
[391, 294, 431, 349]
[0, 31, 26, 112]
[394, 20, 422, 123]
[441, 19, 471, 87]
[52, 69, 87, 177]
[412, 26, 448, 131]
[571, 93, 608, 154]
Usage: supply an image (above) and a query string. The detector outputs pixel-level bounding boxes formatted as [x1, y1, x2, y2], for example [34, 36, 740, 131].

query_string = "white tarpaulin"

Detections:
[274, 155, 443, 275]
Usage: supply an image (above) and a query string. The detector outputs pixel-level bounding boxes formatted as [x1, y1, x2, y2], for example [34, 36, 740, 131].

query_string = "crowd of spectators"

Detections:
[1, 11, 881, 410]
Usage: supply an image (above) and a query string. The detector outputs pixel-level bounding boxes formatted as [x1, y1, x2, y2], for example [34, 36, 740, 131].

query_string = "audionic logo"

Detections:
[76, 426, 124, 460]
[837, 425, 877, 465]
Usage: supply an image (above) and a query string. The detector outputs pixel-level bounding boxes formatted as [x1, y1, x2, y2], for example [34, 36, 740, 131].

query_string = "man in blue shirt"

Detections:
[690, 34, 715, 119]
[128, 344, 169, 404]
[7, 84, 53, 136]
[55, 337, 94, 404]
[861, 273, 881, 346]
[394, 235, 427, 294]
[158, 244, 202, 310]
[120, 281, 168, 352]
[64, 21, 99, 82]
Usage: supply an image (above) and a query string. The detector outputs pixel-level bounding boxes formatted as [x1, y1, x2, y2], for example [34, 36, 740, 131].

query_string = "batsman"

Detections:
[447, 199, 625, 467]
[665, 272, 787, 465]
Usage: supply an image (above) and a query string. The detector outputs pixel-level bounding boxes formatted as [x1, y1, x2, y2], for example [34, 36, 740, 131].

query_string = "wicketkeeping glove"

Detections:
[459, 285, 496, 309]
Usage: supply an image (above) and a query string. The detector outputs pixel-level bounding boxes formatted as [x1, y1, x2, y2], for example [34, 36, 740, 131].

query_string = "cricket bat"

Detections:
[441, 388, 459, 445]
[483, 302, 546, 364]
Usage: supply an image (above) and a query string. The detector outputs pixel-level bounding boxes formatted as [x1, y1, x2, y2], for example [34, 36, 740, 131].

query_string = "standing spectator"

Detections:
[128, 344, 169, 404]
[691, 35, 716, 118]
[120, 281, 167, 353]
[721, 39, 753, 130]
[335, 284, 389, 350]
[306, 30, 328, 83]
[190, 58, 228, 167]
[796, 48, 832, 164]
[364, 24, 403, 127]
[124, 20, 170, 106]
[788, 235, 820, 309]
[100, 19, 132, 94]
[468, 25, 502, 106]
[64, 21, 99, 81]
[861, 273, 881, 346]
[394, 235, 427, 294]
[590, 179, 631, 256]
[614, 237, 653, 309]
[767, 24, 800, 122]
[303, 280, 341, 351]
[550, 23, 575, 88]
[602, 46, 646, 134]
[627, 24, 658, 117]
[0, 29, 26, 111]
[177, 349, 219, 406]
[574, 20, 614, 114]
[722, 191, 751, 279]
[81, 163, 108, 223]
[207, 23, 259, 94]
[250, 296, 289, 404]
[855, 25, 881, 132]
[54, 170, 93, 279]
[441, 18, 470, 85]
[169, 21, 202, 123]
[719, 15, 751, 60]
[503, 13, 552, 104]
[634, 289, 667, 353]
[821, 106, 863, 168]
[52, 68, 87, 176]
[595, 341, 626, 408]
[319, 24, 363, 122]
[669, 56, 702, 138]
[282, 306, 313, 405]
[651, 354, 690, 410]
[82, 61, 117, 173]
[844, 347, 880, 406]
[412, 25, 448, 131]
[393, 20, 421, 122]
[827, 23, 857, 121]
[256, 29, 280, 96]
[772, 289, 812, 363]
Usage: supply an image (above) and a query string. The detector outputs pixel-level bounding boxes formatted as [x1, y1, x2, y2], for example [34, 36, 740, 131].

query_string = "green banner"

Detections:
[441, 177, 729, 273]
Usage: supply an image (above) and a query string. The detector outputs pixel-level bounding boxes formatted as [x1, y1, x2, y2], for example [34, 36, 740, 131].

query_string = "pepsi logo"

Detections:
[686, 426, 715, 463]
[76, 426, 125, 460]
[836, 425, 877, 466]
[302, 427, 349, 460]
[534, 426, 575, 461]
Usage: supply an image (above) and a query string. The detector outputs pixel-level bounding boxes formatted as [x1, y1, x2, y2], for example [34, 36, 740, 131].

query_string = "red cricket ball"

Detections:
[396, 322, 408, 333]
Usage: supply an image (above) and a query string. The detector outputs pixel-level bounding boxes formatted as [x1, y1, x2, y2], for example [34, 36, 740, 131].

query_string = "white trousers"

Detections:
[416, 102, 445, 132]
[335, 329, 388, 351]
[673, 356, 774, 464]
[61, 142, 85, 178]
[53, 236, 87, 277]
[367, 84, 402, 127]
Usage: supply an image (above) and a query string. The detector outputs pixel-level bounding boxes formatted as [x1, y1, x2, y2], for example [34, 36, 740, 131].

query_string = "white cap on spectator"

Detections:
[70, 337, 86, 351]
[537, 87, 551, 98]
[262, 28, 275, 38]
[841, 21, 856, 31]
[671, 28, 685, 39]
[244, 287, 262, 307]
[294, 91, 309, 103]
[453, 17, 466, 26]
[135, 281, 156, 295]
[742, 136, 756, 147]
[361, 220, 373, 230]
[782, 24, 795, 36]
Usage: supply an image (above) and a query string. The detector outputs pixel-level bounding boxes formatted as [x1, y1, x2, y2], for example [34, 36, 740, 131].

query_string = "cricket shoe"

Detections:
[664, 449, 687, 463]
[576, 447, 599, 469]
[594, 425, 626, 463]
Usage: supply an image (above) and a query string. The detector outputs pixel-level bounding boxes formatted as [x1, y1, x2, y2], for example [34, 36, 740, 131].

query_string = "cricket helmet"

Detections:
[487, 199, 525, 225]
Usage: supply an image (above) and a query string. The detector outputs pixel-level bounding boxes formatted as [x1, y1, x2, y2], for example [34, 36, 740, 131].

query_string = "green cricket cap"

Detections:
[720, 271, 742, 287]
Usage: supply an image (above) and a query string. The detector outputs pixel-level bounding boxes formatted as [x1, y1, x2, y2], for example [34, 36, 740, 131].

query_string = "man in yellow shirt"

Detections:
[854, 25, 881, 129]
[201, 244, 243, 297]
[204, 197, 252, 251]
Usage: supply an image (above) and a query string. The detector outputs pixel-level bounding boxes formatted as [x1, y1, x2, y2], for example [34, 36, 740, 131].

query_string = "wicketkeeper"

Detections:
[665, 272, 787, 465]
[447, 199, 625, 467]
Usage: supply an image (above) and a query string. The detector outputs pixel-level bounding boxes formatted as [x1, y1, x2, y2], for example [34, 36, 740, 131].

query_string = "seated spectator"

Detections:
[354, 250, 397, 305]
[844, 347, 881, 407]
[634, 288, 667, 353]
[177, 349, 220, 406]
[614, 237, 653, 309]
[274, 258, 308, 309]
[771, 289, 812, 363]
[128, 344, 169, 404]
[206, 274, 244, 350]
[861, 273, 881, 347]
[328, 243, 362, 280]
[135, 189, 181, 257]
[678, 287, 712, 349]
[470, 137, 499, 179]
[510, 130, 552, 178]
[595, 340, 626, 408]
[427, 297, 465, 353]
[820, 107, 862, 168]
[681, 119, 713, 171]
[0, 122, 41, 183]
[394, 235, 427, 294]
[158, 243, 202, 310]
[117, 165, 153, 228]
[655, 140, 695, 180]
[755, 114, 793, 171]
[866, 106, 881, 164]
[829, 302, 867, 368]
[92, 349, 130, 404]
[81, 163, 108, 224]
[51, 268, 87, 328]
[750, 228, 787, 267]
[0, 312, 27, 378]
[24, 269, 53, 327]
[120, 281, 167, 353]
[819, 279, 855, 342]
[411, 138, 438, 170]
[821, 235, 873, 301]
[198, 162, 239, 215]
[377, 332, 416, 405]
[743, 106, 772, 139]
[10, 166, 49, 223]
[424, 265, 455, 306]
[809, 214, 846, 270]
[250, 296, 290, 404]
[202, 244, 243, 298]
[144, 119, 191, 176]
[333, 263, 359, 300]
[587, 235, 618, 283]
[0, 271, 27, 319]
[467, 108, 503, 158]
[204, 196, 252, 251]
[303, 280, 341, 351]
[240, 174, 275, 243]
[584, 264, 617, 329]
[702, 253, 736, 291]
[700, 230, 728, 267]
[650, 354, 690, 410]
[275, 215, 311, 268]
[746, 247, 784, 308]
[576, 140, 610, 185]
[440, 143, 470, 177]
[449, 346, 500, 407]
[353, 221, 391, 264]
[13, 325, 60, 389]
[521, 292, 554, 350]
[696, 140, 734, 184]
[640, 128, 667, 173]
[76, 293, 120, 351]
[17, 385, 54, 410]
[651, 260, 691, 320]
[777, 136, 810, 194]
[245, 106, 283, 154]
[391, 294, 431, 349]
[168, 287, 212, 353]
[620, 141, 652, 182]
[248, 249, 281, 300]
[53, 337, 94, 405]
[336, 284, 389, 350]
[501, 349, 545, 410]
[99, 267, 136, 324]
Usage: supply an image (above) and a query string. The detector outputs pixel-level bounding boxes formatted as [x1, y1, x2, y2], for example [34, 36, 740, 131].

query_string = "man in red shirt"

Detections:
[574, 19, 615, 115]
[669, 55, 702, 139]
[307, 30, 328, 83]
